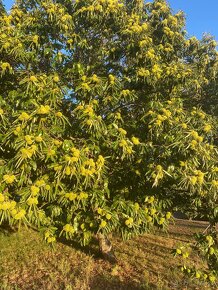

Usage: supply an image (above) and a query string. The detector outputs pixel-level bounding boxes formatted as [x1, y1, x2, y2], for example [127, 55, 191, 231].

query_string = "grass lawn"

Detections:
[0, 219, 216, 290]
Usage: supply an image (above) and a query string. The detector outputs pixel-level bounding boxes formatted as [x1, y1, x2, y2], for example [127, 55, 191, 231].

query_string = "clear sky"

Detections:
[2, 0, 218, 41]
[168, 0, 218, 40]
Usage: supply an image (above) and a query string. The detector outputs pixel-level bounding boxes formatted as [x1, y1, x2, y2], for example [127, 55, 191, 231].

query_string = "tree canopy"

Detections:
[0, 0, 217, 284]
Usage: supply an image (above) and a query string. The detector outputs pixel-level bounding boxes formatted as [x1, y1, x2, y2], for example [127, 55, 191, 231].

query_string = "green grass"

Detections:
[0, 220, 216, 290]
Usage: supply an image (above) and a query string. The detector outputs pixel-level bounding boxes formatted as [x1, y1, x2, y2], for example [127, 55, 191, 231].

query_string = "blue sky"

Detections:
[3, 0, 218, 41]
[168, 0, 218, 40]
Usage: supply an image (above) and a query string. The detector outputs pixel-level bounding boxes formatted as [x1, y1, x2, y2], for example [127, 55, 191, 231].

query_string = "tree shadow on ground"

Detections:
[90, 273, 157, 290]
[59, 236, 101, 255]
[0, 224, 115, 263]
[0, 223, 17, 235]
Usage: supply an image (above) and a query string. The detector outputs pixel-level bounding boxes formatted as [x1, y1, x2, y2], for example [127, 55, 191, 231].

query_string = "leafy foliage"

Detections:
[0, 0, 217, 283]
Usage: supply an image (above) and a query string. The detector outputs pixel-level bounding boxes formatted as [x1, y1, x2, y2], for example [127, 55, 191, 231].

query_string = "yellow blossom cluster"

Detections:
[3, 174, 16, 184]
[121, 89, 131, 97]
[151, 64, 162, 79]
[35, 135, 43, 142]
[191, 109, 206, 119]
[81, 158, 96, 176]
[20, 145, 37, 159]
[0, 192, 26, 220]
[118, 127, 127, 135]
[139, 37, 152, 47]
[77, 0, 123, 15]
[190, 130, 204, 148]
[12, 209, 26, 220]
[31, 185, 40, 195]
[131, 137, 140, 145]
[1, 62, 12, 72]
[18, 112, 30, 121]
[65, 192, 77, 201]
[137, 68, 150, 78]
[211, 180, 218, 187]
[96, 155, 105, 169]
[47, 148, 56, 157]
[53, 139, 62, 146]
[63, 223, 74, 233]
[27, 197, 38, 206]
[119, 138, 134, 155]
[190, 170, 205, 185]
[146, 48, 156, 59]
[203, 124, 212, 133]
[108, 74, 115, 84]
[83, 105, 94, 117]
[152, 108, 172, 127]
[24, 135, 34, 145]
[77, 191, 89, 200]
[0, 199, 16, 211]
[165, 64, 183, 77]
[37, 105, 51, 115]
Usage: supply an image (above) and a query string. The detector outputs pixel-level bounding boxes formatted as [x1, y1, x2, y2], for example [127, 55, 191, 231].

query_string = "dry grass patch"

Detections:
[0, 219, 216, 290]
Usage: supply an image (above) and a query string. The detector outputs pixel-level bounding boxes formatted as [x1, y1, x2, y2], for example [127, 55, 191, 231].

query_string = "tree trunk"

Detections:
[97, 233, 117, 263]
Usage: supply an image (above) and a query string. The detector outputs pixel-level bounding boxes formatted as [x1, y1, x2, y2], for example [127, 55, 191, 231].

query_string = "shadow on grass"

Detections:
[173, 220, 208, 229]
[0, 223, 17, 235]
[0, 224, 114, 263]
[57, 234, 106, 261]
[90, 273, 157, 290]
